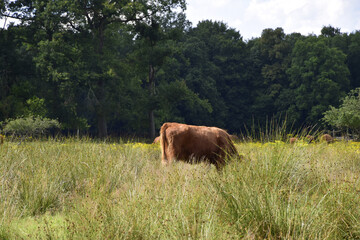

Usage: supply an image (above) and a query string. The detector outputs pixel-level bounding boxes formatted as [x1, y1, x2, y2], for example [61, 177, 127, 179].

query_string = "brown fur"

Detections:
[306, 135, 314, 143]
[160, 122, 239, 170]
[152, 136, 160, 144]
[320, 134, 333, 143]
[289, 137, 298, 144]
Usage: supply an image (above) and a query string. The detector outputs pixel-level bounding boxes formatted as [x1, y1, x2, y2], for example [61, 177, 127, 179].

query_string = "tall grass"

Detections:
[240, 117, 320, 143]
[0, 138, 360, 239]
[215, 142, 360, 239]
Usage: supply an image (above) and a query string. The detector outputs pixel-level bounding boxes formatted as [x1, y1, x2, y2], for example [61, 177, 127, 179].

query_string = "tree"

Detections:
[287, 36, 350, 125]
[179, 20, 250, 131]
[347, 31, 360, 89]
[323, 88, 360, 137]
[248, 28, 300, 124]
[4, 0, 186, 138]
[0, 25, 37, 121]
[142, 20, 213, 133]
[321, 25, 341, 37]
[131, 12, 188, 138]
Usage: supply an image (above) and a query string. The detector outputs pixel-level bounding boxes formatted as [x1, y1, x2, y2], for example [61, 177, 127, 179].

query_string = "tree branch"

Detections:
[1, 12, 34, 21]
[67, 20, 83, 32]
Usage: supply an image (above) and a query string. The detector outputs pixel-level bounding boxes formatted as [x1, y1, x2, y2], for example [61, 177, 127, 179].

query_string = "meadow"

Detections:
[1, 138, 360, 239]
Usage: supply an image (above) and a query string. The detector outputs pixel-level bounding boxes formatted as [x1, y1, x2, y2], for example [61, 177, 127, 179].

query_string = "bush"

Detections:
[323, 88, 360, 138]
[2, 115, 60, 137]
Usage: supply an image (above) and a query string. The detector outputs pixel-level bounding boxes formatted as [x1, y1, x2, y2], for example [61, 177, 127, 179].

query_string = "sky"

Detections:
[1, 0, 359, 40]
[185, 0, 360, 40]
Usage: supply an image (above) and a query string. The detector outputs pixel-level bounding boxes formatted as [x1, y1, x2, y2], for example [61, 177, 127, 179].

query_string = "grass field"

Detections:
[1, 138, 360, 239]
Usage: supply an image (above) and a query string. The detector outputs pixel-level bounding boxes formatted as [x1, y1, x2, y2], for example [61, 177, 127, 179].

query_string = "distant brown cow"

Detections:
[320, 134, 333, 143]
[289, 137, 298, 144]
[160, 122, 239, 170]
[306, 135, 315, 143]
[153, 136, 160, 144]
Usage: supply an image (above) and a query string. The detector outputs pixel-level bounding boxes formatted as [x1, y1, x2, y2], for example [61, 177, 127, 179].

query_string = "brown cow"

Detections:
[160, 122, 239, 170]
[153, 136, 160, 144]
[289, 137, 298, 144]
[306, 135, 315, 143]
[320, 134, 333, 143]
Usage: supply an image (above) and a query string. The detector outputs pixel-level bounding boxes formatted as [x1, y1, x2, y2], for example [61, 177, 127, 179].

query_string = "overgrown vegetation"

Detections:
[0, 139, 359, 239]
[323, 88, 360, 138]
[2, 115, 60, 137]
[1, 0, 360, 138]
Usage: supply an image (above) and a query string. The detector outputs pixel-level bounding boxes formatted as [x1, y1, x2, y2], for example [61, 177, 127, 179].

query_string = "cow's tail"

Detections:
[160, 123, 169, 164]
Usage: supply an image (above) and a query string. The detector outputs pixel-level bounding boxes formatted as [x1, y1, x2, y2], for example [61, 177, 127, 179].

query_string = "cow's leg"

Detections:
[213, 149, 227, 171]
[214, 158, 226, 171]
[161, 156, 168, 166]
[162, 145, 176, 166]
[161, 150, 170, 166]
[161, 155, 174, 166]
[166, 145, 177, 165]
[162, 157, 176, 166]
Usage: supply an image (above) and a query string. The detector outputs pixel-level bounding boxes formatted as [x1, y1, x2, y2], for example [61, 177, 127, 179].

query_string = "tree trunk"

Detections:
[148, 64, 156, 139]
[95, 81, 108, 139]
[149, 110, 155, 139]
[97, 112, 108, 139]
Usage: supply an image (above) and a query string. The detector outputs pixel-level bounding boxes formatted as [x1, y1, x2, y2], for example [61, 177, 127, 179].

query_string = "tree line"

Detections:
[1, 0, 360, 139]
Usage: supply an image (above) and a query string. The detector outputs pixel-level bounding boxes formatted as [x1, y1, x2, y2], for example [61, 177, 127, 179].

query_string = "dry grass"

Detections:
[0, 139, 359, 239]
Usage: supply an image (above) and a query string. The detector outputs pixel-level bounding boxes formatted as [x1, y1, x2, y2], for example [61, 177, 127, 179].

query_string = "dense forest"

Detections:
[1, 0, 360, 139]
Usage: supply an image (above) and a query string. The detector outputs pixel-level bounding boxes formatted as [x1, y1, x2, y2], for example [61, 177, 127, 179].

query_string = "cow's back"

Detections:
[160, 122, 238, 168]
[169, 125, 219, 162]
[320, 134, 333, 143]
[153, 136, 160, 144]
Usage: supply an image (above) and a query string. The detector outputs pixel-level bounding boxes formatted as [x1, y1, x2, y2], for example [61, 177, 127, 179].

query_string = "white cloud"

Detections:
[209, 0, 232, 8]
[186, 0, 360, 39]
[242, 0, 348, 37]
[186, 0, 247, 29]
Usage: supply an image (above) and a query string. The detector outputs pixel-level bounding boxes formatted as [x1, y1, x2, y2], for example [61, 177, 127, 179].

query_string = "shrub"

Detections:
[3, 115, 60, 137]
[323, 88, 360, 138]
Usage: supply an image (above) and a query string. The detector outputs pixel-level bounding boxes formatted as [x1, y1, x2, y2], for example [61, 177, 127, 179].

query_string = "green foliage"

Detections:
[249, 28, 297, 124]
[321, 25, 341, 37]
[0, 26, 37, 121]
[179, 20, 250, 129]
[3, 115, 60, 137]
[24, 96, 47, 117]
[4, 0, 187, 138]
[347, 31, 360, 89]
[0, 0, 358, 136]
[130, 11, 190, 137]
[287, 36, 350, 125]
[157, 80, 212, 124]
[323, 88, 360, 136]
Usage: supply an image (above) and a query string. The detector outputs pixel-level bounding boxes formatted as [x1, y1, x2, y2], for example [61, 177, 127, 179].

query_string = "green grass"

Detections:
[0, 139, 360, 239]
